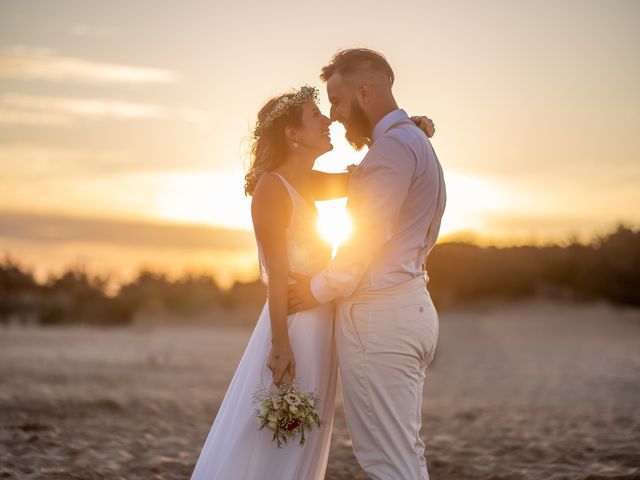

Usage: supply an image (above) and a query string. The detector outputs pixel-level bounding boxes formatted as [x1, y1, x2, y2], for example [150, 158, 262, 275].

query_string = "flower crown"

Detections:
[253, 85, 319, 137]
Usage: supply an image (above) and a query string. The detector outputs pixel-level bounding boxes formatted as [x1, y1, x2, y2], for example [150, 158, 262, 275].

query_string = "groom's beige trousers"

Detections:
[335, 276, 439, 480]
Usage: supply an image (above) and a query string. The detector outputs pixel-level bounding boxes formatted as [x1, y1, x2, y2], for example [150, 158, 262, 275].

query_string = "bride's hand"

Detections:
[267, 342, 296, 387]
[411, 115, 435, 138]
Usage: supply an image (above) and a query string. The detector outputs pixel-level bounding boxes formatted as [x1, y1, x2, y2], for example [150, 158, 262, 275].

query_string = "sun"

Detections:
[315, 198, 352, 257]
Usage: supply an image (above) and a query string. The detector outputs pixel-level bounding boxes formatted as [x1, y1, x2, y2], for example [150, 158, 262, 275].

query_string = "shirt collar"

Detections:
[371, 108, 409, 144]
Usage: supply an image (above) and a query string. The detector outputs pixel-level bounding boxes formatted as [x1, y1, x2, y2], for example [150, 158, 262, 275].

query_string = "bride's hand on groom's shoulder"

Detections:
[411, 115, 435, 138]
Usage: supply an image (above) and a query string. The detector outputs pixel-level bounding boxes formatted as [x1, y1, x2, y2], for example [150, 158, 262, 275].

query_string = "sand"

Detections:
[1, 299, 639, 479]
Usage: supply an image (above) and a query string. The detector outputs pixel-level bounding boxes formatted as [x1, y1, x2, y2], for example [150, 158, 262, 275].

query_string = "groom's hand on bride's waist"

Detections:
[287, 273, 319, 314]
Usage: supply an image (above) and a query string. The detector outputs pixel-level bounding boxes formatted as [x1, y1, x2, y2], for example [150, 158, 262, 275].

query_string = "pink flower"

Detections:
[284, 393, 301, 406]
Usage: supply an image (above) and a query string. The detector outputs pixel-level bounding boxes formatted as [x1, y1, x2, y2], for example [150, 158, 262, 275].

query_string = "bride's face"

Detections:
[294, 101, 333, 155]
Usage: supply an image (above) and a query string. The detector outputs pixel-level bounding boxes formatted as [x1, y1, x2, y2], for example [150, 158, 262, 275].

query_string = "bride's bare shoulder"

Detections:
[253, 173, 288, 202]
[252, 173, 291, 220]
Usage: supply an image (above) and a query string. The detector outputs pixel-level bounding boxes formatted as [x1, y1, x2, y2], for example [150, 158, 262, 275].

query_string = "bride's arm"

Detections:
[310, 115, 436, 200]
[251, 174, 296, 386]
[310, 170, 352, 200]
[411, 115, 435, 138]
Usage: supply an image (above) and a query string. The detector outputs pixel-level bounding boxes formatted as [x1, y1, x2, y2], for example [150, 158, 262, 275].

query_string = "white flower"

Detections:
[252, 85, 319, 137]
[284, 393, 301, 406]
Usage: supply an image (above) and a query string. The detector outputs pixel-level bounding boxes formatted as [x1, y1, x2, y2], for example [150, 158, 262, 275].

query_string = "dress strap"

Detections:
[269, 172, 297, 200]
[268, 172, 316, 212]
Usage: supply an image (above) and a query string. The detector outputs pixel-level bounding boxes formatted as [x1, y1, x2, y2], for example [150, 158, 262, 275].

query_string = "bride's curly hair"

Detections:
[244, 93, 304, 196]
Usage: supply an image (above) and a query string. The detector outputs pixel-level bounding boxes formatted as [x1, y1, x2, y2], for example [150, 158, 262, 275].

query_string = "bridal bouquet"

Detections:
[251, 380, 322, 447]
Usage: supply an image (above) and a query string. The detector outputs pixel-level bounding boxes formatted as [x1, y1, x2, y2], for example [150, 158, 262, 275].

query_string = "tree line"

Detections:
[1, 224, 638, 326]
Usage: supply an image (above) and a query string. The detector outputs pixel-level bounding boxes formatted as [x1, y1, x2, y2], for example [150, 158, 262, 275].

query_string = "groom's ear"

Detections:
[357, 83, 371, 105]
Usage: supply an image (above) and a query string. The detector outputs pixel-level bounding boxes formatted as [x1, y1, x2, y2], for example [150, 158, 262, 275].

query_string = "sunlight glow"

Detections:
[148, 171, 252, 230]
[316, 198, 352, 257]
[438, 170, 533, 237]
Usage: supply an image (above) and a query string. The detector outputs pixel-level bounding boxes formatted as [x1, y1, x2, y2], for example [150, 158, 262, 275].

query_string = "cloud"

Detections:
[0, 144, 152, 178]
[176, 106, 213, 132]
[0, 93, 211, 130]
[70, 23, 118, 38]
[0, 109, 72, 127]
[0, 45, 178, 84]
[0, 93, 168, 126]
[0, 210, 256, 251]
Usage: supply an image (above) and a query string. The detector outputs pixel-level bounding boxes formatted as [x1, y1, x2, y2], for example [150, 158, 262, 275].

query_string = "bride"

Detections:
[190, 85, 434, 479]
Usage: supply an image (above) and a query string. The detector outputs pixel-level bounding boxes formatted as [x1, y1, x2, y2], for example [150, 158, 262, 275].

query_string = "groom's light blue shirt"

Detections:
[310, 108, 447, 303]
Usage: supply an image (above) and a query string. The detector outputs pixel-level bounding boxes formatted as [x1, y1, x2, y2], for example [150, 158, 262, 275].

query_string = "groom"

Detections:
[288, 48, 446, 479]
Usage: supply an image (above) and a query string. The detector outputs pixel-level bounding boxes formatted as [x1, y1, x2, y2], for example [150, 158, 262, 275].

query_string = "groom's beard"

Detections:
[344, 102, 372, 151]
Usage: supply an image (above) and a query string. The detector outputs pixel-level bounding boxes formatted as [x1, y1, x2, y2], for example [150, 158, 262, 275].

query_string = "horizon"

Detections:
[1, 209, 636, 290]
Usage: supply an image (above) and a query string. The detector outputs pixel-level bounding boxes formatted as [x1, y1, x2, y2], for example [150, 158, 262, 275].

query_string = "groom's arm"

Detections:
[309, 135, 414, 304]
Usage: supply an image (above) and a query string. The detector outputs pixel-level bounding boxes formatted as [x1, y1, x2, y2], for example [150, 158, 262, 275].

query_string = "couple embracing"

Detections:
[190, 48, 446, 480]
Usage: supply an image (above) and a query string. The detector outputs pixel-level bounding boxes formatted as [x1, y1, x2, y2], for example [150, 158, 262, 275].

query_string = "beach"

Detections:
[1, 299, 639, 479]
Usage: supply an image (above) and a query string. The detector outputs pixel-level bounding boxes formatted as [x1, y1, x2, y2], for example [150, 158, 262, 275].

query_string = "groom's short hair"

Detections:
[320, 48, 395, 86]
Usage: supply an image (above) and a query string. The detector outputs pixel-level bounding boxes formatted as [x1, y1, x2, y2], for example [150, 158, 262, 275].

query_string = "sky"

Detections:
[1, 0, 639, 286]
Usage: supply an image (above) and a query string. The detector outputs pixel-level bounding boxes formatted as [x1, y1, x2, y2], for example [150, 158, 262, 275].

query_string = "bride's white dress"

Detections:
[190, 173, 338, 480]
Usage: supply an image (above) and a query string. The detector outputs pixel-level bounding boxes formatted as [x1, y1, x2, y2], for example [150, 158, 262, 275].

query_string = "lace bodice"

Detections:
[255, 173, 332, 286]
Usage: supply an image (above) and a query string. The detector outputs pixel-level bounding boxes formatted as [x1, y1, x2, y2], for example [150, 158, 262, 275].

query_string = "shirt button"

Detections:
[419, 306, 424, 312]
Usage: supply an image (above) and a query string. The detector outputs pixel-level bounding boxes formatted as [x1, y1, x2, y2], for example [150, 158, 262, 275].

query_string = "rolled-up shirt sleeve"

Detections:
[310, 134, 415, 303]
